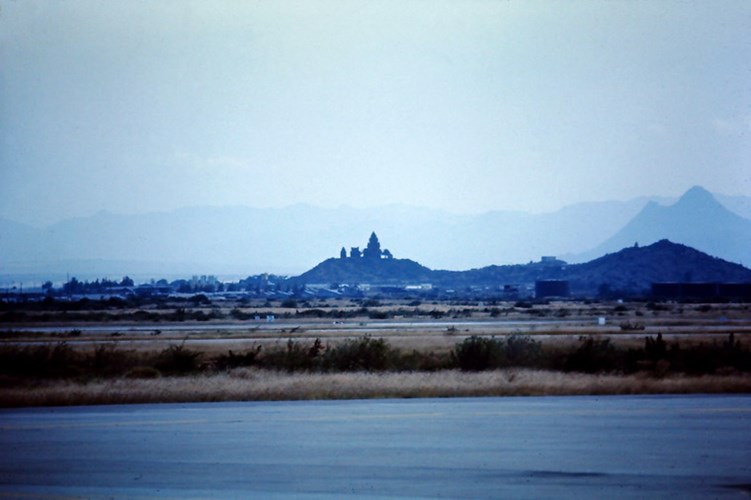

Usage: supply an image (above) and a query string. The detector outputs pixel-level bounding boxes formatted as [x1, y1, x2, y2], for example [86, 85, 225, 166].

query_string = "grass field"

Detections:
[4, 369, 751, 408]
[2, 299, 750, 406]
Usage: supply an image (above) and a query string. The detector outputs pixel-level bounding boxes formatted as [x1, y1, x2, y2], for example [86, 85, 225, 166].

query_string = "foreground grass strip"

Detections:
[2, 370, 751, 407]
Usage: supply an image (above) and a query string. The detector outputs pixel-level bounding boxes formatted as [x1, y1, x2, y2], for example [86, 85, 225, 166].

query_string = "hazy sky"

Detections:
[1, 0, 750, 226]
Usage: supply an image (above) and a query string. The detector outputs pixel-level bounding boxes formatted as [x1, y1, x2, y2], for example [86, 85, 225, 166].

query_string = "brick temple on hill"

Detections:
[340, 232, 394, 261]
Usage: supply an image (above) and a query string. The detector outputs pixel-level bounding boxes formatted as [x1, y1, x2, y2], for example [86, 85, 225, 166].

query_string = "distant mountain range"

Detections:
[571, 186, 751, 265]
[1, 186, 750, 282]
[294, 239, 751, 296]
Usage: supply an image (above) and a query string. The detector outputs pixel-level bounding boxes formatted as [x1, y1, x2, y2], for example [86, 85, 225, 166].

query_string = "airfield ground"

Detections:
[2, 299, 750, 406]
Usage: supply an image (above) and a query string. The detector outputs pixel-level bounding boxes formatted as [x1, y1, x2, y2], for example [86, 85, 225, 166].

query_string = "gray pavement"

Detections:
[1, 395, 751, 498]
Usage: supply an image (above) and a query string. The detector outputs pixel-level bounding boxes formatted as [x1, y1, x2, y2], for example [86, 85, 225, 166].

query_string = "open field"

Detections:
[3, 370, 751, 408]
[2, 299, 750, 406]
[4, 298, 751, 350]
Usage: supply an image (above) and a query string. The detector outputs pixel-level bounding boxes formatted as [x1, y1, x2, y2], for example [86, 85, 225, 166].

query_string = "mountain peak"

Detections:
[575, 185, 751, 264]
[675, 185, 718, 208]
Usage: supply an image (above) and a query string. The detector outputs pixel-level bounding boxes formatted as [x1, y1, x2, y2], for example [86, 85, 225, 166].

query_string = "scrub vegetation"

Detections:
[1, 329, 750, 407]
[4, 370, 751, 408]
[2, 298, 751, 406]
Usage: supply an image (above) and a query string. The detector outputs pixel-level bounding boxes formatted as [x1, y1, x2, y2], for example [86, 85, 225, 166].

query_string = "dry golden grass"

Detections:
[4, 300, 751, 408]
[3, 369, 751, 408]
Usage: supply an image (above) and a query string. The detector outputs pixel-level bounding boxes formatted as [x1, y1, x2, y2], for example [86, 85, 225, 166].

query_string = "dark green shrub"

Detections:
[214, 346, 262, 370]
[324, 336, 391, 371]
[190, 294, 211, 305]
[504, 334, 543, 367]
[87, 345, 138, 377]
[0, 342, 80, 378]
[125, 366, 162, 379]
[255, 339, 326, 372]
[281, 298, 298, 308]
[670, 334, 751, 374]
[230, 308, 252, 320]
[263, 339, 324, 372]
[454, 336, 505, 371]
[394, 350, 451, 371]
[132, 310, 161, 321]
[564, 336, 618, 373]
[295, 308, 327, 318]
[430, 309, 445, 319]
[156, 343, 202, 374]
[644, 333, 667, 361]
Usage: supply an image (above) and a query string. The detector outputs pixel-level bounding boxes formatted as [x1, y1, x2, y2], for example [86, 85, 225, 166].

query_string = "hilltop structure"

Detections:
[292, 238, 751, 299]
[340, 232, 393, 261]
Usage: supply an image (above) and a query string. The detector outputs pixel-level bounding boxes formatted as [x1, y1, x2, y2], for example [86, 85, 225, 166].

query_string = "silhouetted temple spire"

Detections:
[363, 231, 382, 260]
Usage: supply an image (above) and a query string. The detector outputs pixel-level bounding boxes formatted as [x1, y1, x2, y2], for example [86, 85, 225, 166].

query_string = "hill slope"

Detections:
[294, 257, 433, 285]
[293, 240, 751, 296]
[574, 186, 751, 265]
[566, 240, 751, 294]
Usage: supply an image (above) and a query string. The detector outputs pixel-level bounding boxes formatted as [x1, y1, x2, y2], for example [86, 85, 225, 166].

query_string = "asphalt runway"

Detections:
[1, 395, 750, 498]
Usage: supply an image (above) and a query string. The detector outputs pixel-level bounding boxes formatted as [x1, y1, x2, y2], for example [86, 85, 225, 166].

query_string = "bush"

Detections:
[395, 350, 452, 371]
[125, 366, 162, 379]
[190, 294, 211, 305]
[324, 336, 391, 372]
[0, 343, 80, 378]
[87, 345, 138, 377]
[564, 336, 619, 373]
[504, 334, 543, 367]
[454, 336, 505, 371]
[453, 335, 543, 371]
[214, 347, 262, 370]
[230, 308, 252, 320]
[261, 339, 324, 372]
[156, 343, 202, 374]
[670, 333, 751, 374]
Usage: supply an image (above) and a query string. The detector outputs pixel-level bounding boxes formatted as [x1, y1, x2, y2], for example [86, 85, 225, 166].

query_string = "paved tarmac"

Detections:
[1, 395, 750, 498]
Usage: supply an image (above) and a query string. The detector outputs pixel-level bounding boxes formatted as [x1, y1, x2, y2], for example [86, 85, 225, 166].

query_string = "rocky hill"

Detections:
[294, 256, 433, 286]
[574, 186, 751, 265]
[565, 240, 751, 295]
[292, 238, 751, 297]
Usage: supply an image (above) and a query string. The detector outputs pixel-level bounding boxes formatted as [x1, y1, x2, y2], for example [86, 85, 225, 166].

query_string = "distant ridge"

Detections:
[574, 186, 751, 265]
[2, 186, 750, 279]
[292, 239, 751, 296]
[565, 239, 751, 294]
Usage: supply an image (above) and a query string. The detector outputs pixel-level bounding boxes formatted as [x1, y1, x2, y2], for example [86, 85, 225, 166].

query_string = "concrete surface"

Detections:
[1, 395, 750, 498]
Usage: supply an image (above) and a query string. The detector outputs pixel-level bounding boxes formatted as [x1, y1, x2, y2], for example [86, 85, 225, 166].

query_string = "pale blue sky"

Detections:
[1, 0, 750, 226]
